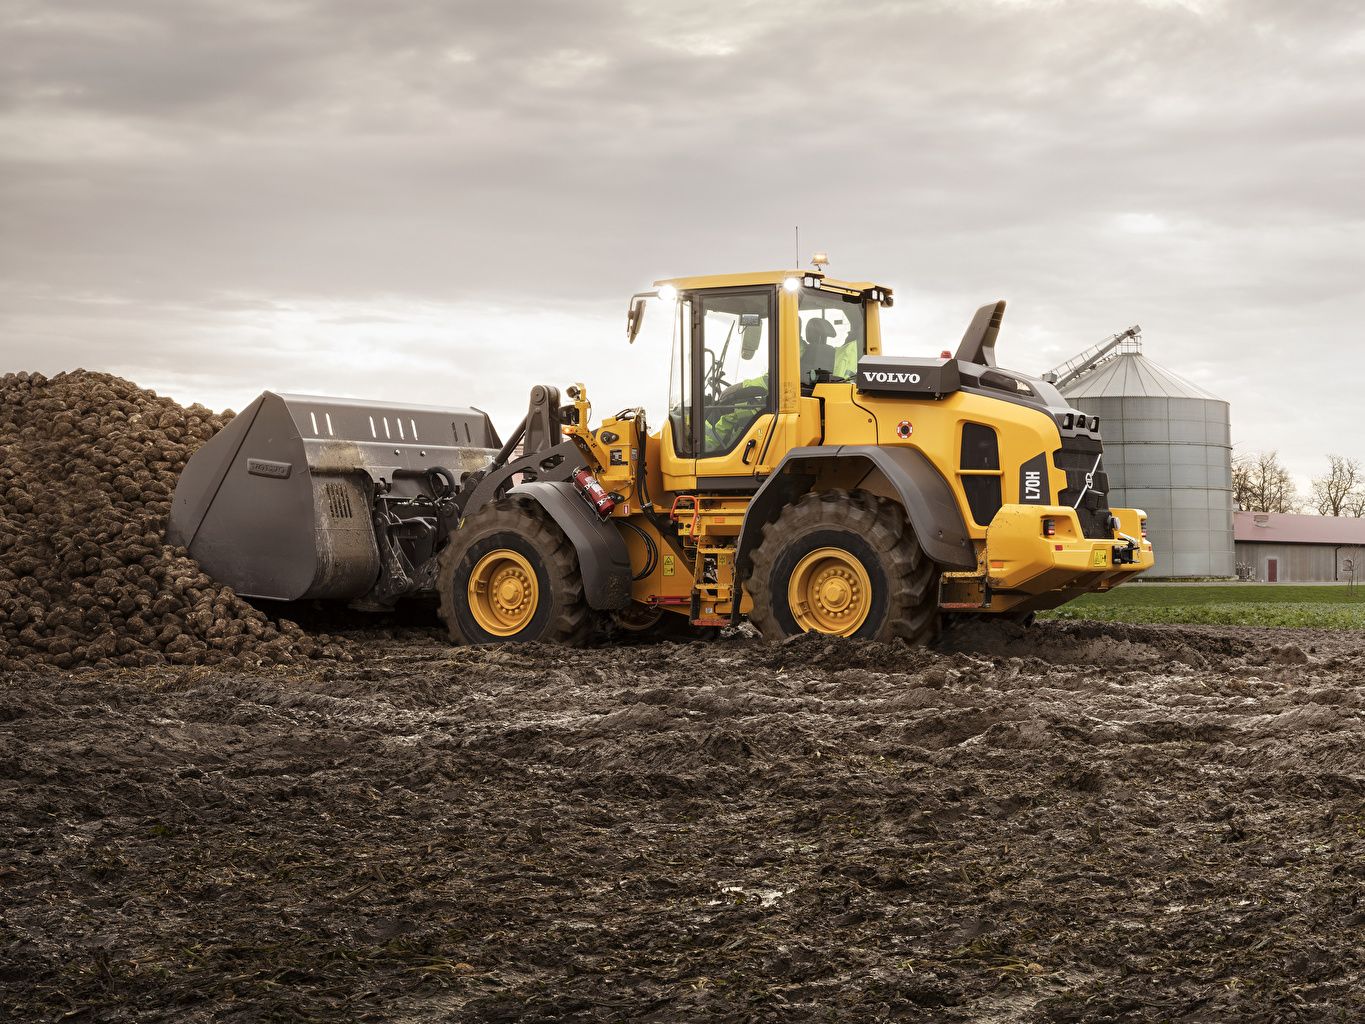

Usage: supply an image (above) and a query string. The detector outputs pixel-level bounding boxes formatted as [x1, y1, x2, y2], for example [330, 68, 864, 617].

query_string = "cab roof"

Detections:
[653, 269, 889, 295]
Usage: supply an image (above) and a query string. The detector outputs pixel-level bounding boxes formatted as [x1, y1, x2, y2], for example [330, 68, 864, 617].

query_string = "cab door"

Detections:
[690, 287, 777, 486]
[659, 293, 697, 491]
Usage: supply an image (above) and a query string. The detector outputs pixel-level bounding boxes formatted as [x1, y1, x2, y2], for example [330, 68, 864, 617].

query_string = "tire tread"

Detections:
[747, 489, 940, 645]
[437, 497, 593, 645]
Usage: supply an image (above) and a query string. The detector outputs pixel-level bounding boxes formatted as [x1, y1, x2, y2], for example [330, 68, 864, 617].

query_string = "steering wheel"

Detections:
[713, 383, 767, 406]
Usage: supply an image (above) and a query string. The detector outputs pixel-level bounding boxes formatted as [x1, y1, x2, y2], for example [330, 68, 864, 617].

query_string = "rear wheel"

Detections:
[747, 490, 940, 644]
[438, 497, 592, 645]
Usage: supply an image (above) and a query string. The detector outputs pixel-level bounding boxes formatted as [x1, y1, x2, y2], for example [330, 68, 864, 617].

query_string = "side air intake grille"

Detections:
[963, 477, 1003, 526]
[961, 423, 1000, 470]
[325, 482, 354, 520]
[960, 423, 1002, 526]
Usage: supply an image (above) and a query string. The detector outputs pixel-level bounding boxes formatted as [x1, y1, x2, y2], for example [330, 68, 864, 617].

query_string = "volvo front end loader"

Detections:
[167, 268, 1153, 644]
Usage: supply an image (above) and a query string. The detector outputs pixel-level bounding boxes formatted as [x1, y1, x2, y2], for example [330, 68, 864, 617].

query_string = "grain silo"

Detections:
[1047, 330, 1234, 578]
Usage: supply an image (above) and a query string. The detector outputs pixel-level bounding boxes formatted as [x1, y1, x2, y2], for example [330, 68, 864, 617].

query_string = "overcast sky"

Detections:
[2, 0, 1361, 492]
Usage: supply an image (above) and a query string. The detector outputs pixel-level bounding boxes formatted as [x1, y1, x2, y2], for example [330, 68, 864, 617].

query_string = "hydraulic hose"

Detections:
[619, 518, 659, 581]
[631, 410, 654, 512]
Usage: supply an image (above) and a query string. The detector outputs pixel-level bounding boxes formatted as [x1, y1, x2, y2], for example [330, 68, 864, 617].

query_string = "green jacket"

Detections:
[703, 372, 768, 454]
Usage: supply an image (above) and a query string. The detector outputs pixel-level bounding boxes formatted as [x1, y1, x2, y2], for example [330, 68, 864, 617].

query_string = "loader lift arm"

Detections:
[450, 383, 633, 612]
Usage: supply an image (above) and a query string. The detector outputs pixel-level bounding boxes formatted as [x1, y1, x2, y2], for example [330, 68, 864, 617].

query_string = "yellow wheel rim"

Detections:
[467, 550, 539, 636]
[787, 546, 872, 637]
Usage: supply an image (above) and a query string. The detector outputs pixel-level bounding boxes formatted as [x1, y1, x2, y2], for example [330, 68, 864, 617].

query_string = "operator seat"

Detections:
[801, 318, 838, 380]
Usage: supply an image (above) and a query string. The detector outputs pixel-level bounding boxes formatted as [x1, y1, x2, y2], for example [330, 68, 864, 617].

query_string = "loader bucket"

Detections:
[167, 392, 499, 602]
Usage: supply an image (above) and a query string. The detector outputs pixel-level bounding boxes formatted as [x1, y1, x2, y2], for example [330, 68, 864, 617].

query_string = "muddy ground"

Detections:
[2, 619, 1363, 1022]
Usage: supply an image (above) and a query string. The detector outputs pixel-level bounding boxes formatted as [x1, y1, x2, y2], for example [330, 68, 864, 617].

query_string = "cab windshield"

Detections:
[798, 287, 866, 385]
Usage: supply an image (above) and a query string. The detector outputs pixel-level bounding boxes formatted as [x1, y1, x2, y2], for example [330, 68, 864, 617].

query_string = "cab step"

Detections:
[939, 570, 991, 610]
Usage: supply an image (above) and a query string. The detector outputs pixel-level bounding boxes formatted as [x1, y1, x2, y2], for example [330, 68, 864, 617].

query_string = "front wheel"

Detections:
[746, 490, 940, 644]
[437, 497, 593, 645]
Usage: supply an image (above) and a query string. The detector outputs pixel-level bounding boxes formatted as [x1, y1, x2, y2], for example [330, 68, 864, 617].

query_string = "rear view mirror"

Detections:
[739, 313, 762, 359]
[740, 324, 761, 359]
[627, 296, 648, 344]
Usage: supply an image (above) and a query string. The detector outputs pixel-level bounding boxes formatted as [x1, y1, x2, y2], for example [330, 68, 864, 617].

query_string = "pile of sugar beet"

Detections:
[0, 370, 348, 672]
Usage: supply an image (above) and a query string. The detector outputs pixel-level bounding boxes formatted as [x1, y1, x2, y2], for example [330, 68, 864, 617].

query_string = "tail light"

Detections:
[1140, 517, 1148, 540]
[1042, 517, 1056, 538]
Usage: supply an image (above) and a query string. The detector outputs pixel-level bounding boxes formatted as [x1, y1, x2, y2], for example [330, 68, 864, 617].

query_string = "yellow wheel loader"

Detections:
[167, 268, 1153, 645]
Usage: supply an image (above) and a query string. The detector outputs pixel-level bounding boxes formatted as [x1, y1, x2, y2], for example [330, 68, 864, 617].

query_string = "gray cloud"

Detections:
[1, 0, 1362, 485]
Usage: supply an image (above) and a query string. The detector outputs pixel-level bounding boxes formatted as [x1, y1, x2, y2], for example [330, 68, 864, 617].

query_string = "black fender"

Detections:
[508, 481, 632, 611]
[458, 438, 586, 518]
[734, 445, 976, 585]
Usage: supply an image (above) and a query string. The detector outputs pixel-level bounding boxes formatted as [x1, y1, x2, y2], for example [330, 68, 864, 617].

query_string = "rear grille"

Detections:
[960, 423, 1002, 525]
[963, 476, 1003, 527]
[1054, 438, 1113, 539]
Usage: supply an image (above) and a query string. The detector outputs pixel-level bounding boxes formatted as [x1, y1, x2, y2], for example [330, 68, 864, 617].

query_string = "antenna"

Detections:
[794, 226, 799, 268]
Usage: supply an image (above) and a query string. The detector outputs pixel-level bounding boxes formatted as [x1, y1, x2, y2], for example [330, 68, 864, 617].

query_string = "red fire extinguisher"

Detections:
[572, 466, 617, 519]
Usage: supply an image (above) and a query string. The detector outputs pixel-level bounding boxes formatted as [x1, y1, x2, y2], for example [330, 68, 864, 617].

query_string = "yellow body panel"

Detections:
[658, 419, 691, 491]
[759, 402, 824, 474]
[850, 390, 1073, 540]
[984, 505, 1153, 600]
[813, 382, 877, 444]
[693, 414, 775, 479]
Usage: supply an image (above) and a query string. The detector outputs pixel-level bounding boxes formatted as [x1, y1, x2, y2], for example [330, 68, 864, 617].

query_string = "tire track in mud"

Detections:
[2, 620, 1362, 1022]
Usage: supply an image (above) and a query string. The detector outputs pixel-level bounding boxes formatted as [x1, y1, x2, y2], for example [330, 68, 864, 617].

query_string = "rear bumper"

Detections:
[980, 504, 1153, 597]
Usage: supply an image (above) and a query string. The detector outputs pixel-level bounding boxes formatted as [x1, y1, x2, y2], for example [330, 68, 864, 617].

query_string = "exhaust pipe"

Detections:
[167, 391, 499, 605]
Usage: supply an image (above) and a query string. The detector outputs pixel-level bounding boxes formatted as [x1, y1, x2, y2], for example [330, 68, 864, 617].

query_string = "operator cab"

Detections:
[626, 270, 892, 491]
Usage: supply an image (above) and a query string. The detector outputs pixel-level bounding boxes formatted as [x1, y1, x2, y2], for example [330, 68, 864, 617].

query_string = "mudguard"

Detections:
[507, 481, 633, 611]
[734, 445, 977, 584]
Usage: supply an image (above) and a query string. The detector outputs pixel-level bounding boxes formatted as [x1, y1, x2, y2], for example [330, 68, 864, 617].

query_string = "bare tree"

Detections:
[1231, 453, 1253, 511]
[1232, 450, 1299, 513]
[1311, 455, 1364, 517]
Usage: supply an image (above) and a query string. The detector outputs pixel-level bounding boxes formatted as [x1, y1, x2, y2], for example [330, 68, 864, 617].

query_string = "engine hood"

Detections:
[855, 355, 1101, 444]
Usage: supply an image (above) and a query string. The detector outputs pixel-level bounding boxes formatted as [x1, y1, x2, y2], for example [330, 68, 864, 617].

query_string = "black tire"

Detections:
[747, 489, 939, 644]
[438, 497, 593, 645]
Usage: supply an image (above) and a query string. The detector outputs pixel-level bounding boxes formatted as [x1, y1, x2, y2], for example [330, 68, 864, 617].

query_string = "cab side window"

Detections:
[697, 290, 773, 458]
[798, 288, 866, 384]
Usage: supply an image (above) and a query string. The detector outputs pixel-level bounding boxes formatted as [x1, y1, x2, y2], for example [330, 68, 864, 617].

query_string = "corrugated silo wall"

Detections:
[1070, 395, 1235, 577]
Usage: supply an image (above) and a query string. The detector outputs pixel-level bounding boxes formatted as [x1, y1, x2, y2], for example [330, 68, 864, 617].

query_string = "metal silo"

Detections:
[1051, 333, 1234, 578]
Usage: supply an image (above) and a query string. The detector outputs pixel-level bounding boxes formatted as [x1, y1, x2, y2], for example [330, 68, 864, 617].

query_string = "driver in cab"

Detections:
[703, 317, 861, 452]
